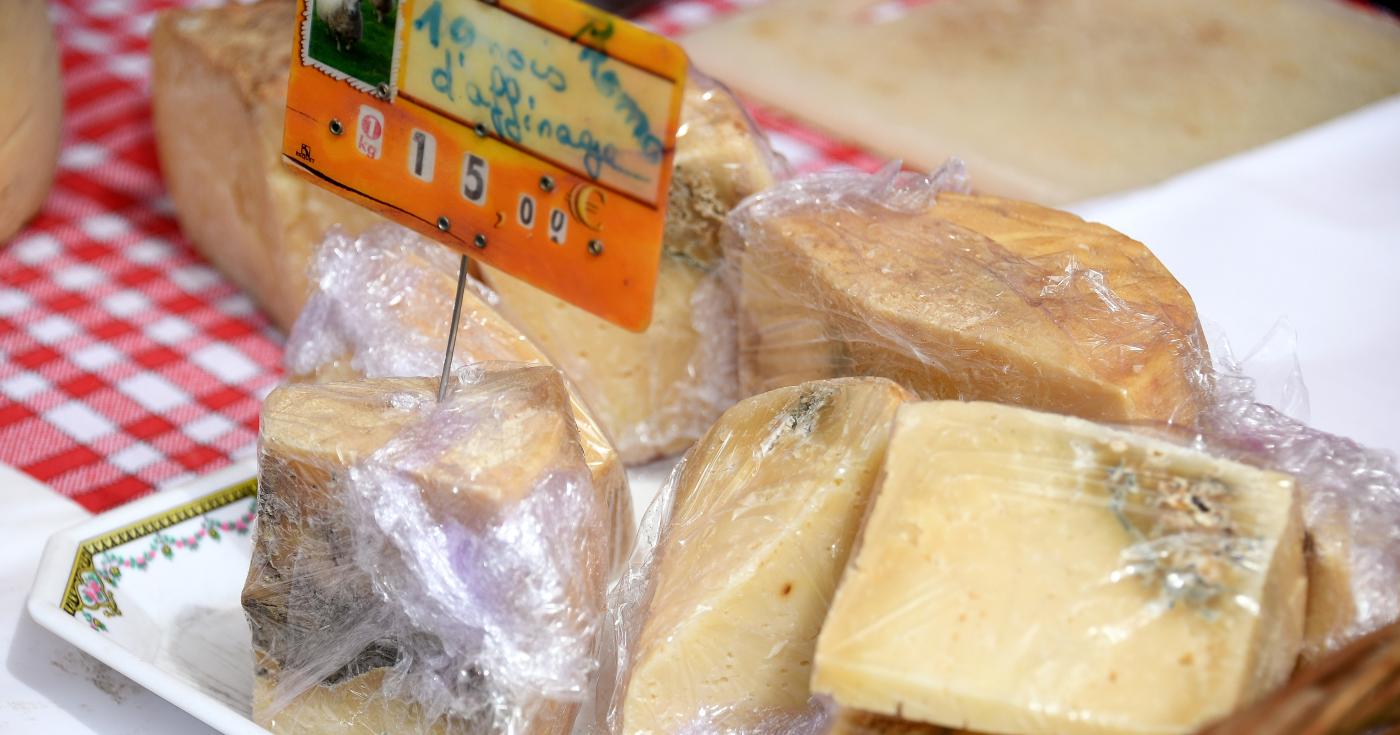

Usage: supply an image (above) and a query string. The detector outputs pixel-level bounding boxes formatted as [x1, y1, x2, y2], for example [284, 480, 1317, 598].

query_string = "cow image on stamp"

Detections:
[308, 0, 398, 88]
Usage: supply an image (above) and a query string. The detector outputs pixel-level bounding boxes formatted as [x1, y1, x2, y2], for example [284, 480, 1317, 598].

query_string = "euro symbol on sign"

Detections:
[569, 184, 606, 231]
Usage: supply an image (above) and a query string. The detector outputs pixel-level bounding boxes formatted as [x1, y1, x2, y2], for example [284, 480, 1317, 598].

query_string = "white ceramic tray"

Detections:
[27, 458, 268, 735]
[27, 457, 672, 734]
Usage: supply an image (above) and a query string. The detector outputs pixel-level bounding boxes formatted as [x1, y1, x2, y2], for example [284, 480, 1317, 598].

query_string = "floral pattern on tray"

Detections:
[62, 479, 258, 632]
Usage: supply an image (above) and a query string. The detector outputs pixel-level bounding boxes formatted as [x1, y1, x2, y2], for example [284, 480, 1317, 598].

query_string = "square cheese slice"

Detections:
[729, 182, 1209, 425]
[812, 401, 1307, 735]
[619, 378, 911, 734]
[247, 366, 610, 735]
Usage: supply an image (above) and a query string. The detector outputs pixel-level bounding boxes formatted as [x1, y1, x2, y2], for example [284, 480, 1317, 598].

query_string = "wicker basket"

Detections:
[1198, 620, 1400, 734]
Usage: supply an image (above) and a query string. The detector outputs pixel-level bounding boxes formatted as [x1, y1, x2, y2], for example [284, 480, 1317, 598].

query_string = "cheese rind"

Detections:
[246, 367, 612, 735]
[151, 0, 386, 330]
[728, 173, 1209, 425]
[284, 227, 632, 566]
[827, 709, 968, 735]
[619, 378, 911, 734]
[812, 401, 1307, 735]
[0, 0, 62, 244]
[482, 81, 779, 464]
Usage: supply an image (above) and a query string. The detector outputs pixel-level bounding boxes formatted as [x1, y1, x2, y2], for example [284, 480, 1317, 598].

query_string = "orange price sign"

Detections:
[282, 0, 688, 331]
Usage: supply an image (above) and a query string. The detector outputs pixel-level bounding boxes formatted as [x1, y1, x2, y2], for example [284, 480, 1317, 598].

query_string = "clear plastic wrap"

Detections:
[244, 364, 615, 734]
[811, 400, 1306, 735]
[480, 72, 786, 465]
[594, 378, 912, 735]
[585, 164, 1398, 735]
[721, 160, 1212, 425]
[285, 224, 632, 571]
[1193, 333, 1400, 661]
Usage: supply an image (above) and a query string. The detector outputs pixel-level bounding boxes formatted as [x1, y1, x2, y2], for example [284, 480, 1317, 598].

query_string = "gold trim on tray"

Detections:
[61, 477, 259, 617]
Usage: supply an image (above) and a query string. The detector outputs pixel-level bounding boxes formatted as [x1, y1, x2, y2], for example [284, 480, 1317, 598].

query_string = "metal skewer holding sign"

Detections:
[282, 0, 688, 400]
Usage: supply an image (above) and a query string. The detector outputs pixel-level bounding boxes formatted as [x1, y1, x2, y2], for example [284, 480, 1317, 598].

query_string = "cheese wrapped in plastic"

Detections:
[243, 366, 616, 734]
[482, 75, 783, 464]
[1196, 339, 1400, 662]
[284, 225, 631, 569]
[813, 401, 1307, 735]
[723, 161, 1210, 425]
[601, 378, 911, 734]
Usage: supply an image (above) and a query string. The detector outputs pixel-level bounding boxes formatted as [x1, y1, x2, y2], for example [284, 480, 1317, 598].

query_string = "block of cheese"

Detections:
[152, 0, 386, 331]
[0, 0, 62, 244]
[1289, 471, 1399, 663]
[1302, 524, 1355, 662]
[284, 226, 631, 566]
[245, 367, 614, 735]
[482, 80, 780, 464]
[812, 401, 1308, 735]
[728, 169, 1209, 424]
[684, 0, 1400, 204]
[618, 378, 911, 734]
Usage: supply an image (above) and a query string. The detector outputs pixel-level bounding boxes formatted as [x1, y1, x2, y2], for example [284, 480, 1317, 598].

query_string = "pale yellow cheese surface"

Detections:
[0, 0, 62, 244]
[482, 81, 777, 465]
[620, 378, 911, 734]
[813, 401, 1307, 735]
[484, 259, 722, 465]
[151, 0, 385, 331]
[733, 190, 1209, 425]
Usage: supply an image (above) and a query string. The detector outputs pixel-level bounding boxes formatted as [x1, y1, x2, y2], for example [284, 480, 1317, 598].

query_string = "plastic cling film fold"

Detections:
[722, 160, 1212, 426]
[284, 225, 632, 572]
[593, 378, 912, 735]
[244, 366, 614, 734]
[1194, 338, 1400, 661]
[481, 73, 787, 465]
[811, 401, 1308, 735]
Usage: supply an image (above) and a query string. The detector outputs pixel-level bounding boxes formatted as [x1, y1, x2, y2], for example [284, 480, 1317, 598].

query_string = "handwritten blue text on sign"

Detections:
[403, 0, 676, 204]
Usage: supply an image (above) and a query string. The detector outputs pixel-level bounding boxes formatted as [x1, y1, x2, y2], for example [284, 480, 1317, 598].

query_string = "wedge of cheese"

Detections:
[284, 228, 630, 565]
[0, 0, 62, 244]
[619, 378, 911, 734]
[152, 0, 385, 331]
[1302, 522, 1357, 662]
[482, 81, 779, 464]
[729, 180, 1210, 425]
[812, 401, 1308, 735]
[246, 367, 613, 735]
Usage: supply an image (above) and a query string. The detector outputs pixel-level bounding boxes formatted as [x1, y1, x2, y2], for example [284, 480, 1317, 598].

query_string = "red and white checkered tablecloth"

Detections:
[0, 0, 882, 513]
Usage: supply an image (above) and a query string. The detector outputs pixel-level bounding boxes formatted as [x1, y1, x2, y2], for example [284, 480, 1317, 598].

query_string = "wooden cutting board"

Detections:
[684, 0, 1400, 203]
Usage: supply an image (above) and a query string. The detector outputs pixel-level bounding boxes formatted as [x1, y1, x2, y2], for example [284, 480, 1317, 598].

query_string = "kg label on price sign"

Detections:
[281, 0, 689, 331]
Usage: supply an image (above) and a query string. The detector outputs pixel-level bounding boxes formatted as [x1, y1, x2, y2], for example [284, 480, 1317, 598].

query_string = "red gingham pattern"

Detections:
[0, 0, 880, 513]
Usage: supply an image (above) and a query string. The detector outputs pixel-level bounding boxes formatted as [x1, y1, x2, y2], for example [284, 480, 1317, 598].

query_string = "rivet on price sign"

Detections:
[282, 0, 689, 331]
